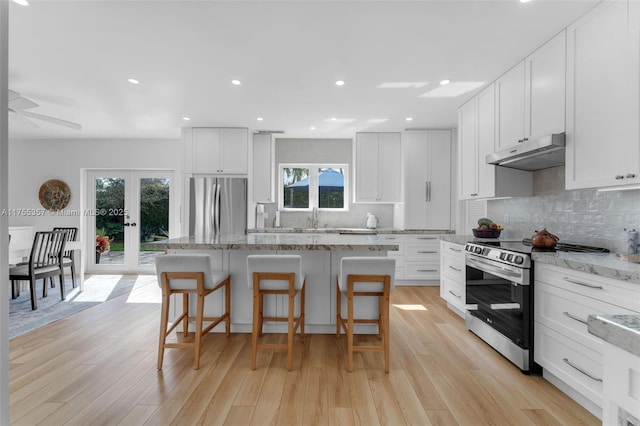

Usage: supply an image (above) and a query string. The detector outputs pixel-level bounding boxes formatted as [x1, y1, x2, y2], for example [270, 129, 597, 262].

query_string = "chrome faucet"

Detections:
[311, 207, 319, 229]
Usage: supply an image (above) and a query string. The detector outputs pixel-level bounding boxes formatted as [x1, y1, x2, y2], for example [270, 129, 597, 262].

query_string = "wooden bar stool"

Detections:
[336, 256, 395, 373]
[247, 254, 305, 371]
[155, 254, 231, 370]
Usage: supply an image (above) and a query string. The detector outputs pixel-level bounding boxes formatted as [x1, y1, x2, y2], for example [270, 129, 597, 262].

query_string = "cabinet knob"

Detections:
[615, 175, 625, 180]
[626, 173, 637, 179]
[470, 193, 478, 197]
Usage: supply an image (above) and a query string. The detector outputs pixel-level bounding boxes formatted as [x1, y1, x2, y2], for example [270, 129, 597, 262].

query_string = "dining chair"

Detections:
[9, 230, 68, 310]
[53, 227, 78, 288]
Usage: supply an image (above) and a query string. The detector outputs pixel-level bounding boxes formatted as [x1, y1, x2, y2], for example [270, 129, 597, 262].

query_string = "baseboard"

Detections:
[543, 369, 602, 420]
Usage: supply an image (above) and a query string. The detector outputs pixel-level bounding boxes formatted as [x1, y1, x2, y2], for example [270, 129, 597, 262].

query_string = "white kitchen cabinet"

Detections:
[565, 1, 640, 190]
[458, 84, 532, 200]
[354, 132, 401, 203]
[534, 262, 640, 415]
[601, 342, 640, 426]
[404, 130, 451, 230]
[252, 133, 275, 203]
[495, 61, 526, 151]
[495, 31, 566, 151]
[399, 235, 441, 284]
[439, 240, 466, 317]
[192, 127, 249, 175]
[525, 31, 566, 141]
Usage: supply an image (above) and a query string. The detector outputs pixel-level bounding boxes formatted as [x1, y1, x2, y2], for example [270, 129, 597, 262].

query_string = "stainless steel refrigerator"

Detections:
[189, 177, 247, 237]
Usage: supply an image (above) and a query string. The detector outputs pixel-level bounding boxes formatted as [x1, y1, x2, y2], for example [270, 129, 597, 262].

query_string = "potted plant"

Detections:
[96, 228, 110, 264]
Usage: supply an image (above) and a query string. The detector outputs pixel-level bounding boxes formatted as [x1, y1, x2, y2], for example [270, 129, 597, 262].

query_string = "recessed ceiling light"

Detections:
[335, 80, 346, 86]
[406, 117, 414, 121]
[325, 117, 356, 123]
[330, 117, 337, 121]
[11, 0, 29, 5]
[440, 79, 451, 85]
[257, 117, 264, 121]
[182, 117, 190, 121]
[520, 0, 532, 3]
[231, 79, 242, 86]
[128, 78, 140, 84]
[310, 126, 316, 130]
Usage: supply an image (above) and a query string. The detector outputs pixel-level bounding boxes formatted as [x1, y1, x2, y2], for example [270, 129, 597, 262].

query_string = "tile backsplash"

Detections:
[487, 167, 640, 252]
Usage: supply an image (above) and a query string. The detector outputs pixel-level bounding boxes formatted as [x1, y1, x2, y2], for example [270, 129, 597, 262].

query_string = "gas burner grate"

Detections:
[521, 238, 609, 253]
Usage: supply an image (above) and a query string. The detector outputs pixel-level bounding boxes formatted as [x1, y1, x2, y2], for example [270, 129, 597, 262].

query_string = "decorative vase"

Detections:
[96, 252, 101, 264]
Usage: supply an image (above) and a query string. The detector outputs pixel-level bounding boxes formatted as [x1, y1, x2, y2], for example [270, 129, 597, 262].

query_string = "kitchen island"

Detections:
[152, 234, 399, 334]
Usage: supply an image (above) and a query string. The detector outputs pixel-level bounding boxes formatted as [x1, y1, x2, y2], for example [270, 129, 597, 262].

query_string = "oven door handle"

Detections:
[466, 256, 522, 279]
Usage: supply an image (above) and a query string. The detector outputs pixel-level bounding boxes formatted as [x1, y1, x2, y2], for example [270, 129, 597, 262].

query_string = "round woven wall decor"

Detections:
[39, 179, 71, 211]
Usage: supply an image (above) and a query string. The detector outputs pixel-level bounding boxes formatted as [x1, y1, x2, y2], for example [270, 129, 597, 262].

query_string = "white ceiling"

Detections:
[8, 0, 598, 140]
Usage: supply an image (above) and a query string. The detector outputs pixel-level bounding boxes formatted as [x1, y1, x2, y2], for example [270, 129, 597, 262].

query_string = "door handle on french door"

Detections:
[124, 223, 130, 226]
[131, 223, 137, 227]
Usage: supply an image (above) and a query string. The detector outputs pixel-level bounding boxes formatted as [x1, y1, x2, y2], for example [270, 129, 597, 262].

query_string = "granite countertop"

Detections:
[588, 314, 640, 357]
[532, 251, 640, 285]
[248, 228, 454, 235]
[150, 233, 399, 251]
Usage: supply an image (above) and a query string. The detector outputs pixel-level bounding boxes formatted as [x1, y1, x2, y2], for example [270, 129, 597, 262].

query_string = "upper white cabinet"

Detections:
[252, 133, 275, 203]
[565, 1, 640, 190]
[354, 132, 401, 203]
[495, 61, 526, 151]
[495, 31, 566, 151]
[188, 127, 249, 175]
[458, 84, 532, 200]
[404, 130, 451, 230]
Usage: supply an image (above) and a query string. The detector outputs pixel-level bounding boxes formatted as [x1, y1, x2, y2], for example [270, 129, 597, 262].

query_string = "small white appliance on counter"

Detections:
[366, 213, 378, 229]
[256, 204, 265, 229]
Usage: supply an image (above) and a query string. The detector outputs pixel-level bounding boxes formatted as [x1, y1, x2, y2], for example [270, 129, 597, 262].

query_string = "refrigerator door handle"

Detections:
[214, 182, 222, 235]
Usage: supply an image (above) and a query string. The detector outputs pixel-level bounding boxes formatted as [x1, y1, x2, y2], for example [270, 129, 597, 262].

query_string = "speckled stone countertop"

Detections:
[588, 315, 640, 357]
[150, 233, 399, 251]
[248, 228, 453, 235]
[532, 252, 640, 285]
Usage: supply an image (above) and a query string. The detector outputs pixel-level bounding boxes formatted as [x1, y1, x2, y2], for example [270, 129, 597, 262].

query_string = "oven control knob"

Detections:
[514, 256, 524, 265]
[506, 254, 513, 262]
[474, 247, 482, 254]
[499, 253, 506, 260]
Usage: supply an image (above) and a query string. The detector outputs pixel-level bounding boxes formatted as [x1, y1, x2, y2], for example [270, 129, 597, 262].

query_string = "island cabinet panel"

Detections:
[227, 249, 274, 327]
[565, 0, 640, 190]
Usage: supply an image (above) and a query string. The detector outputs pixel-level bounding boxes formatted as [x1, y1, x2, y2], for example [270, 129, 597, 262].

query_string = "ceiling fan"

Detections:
[8, 90, 82, 130]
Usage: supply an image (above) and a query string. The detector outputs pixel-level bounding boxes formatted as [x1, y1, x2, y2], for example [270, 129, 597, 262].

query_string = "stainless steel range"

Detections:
[464, 239, 608, 374]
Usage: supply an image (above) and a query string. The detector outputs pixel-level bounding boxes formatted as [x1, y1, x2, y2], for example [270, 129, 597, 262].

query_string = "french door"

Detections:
[87, 170, 173, 273]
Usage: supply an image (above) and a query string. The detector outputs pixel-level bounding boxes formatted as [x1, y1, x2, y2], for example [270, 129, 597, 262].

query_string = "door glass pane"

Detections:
[318, 167, 345, 209]
[139, 177, 170, 266]
[95, 177, 125, 265]
[283, 167, 309, 209]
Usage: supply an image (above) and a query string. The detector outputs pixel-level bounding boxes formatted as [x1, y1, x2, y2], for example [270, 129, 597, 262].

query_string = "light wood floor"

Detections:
[9, 284, 599, 425]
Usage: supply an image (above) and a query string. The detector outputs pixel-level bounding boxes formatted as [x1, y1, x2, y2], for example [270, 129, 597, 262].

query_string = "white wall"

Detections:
[8, 138, 182, 231]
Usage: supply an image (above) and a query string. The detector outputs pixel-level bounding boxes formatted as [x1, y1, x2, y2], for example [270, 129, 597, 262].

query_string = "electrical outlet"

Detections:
[504, 213, 510, 224]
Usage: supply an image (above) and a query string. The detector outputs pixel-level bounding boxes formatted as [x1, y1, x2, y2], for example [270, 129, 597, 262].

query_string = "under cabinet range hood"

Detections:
[486, 133, 566, 171]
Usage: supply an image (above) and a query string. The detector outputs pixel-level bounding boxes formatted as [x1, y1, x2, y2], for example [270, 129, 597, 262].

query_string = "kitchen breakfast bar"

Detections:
[152, 233, 399, 334]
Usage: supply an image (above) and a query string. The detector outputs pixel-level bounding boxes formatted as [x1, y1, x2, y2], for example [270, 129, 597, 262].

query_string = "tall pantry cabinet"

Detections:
[403, 130, 452, 229]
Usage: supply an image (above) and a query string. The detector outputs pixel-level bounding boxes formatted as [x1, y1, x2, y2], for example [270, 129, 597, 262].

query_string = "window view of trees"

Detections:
[281, 165, 347, 210]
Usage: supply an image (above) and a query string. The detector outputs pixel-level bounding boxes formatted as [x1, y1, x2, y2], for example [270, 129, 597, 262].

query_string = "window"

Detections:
[279, 164, 348, 211]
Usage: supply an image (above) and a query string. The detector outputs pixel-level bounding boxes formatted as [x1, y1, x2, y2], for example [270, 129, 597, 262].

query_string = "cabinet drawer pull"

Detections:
[417, 237, 437, 240]
[448, 265, 462, 272]
[470, 193, 478, 197]
[417, 250, 438, 254]
[417, 269, 438, 272]
[627, 173, 637, 179]
[562, 311, 587, 325]
[562, 276, 603, 289]
[448, 247, 462, 252]
[615, 175, 624, 180]
[448, 290, 461, 298]
[562, 358, 602, 382]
